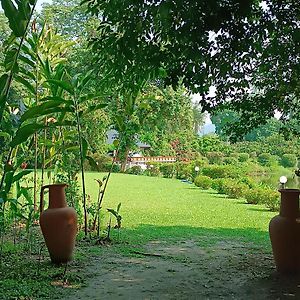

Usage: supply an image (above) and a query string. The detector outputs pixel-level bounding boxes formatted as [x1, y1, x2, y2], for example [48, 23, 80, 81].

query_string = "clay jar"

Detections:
[40, 184, 77, 264]
[269, 189, 300, 273]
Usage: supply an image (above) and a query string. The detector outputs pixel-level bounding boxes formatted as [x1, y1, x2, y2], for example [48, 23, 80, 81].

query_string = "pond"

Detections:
[253, 169, 299, 189]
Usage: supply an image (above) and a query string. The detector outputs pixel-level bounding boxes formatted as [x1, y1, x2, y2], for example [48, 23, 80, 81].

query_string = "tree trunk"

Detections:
[120, 149, 129, 172]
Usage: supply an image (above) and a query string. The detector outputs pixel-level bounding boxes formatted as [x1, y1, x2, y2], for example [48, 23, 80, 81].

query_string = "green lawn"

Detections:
[1, 172, 277, 299]
[83, 172, 277, 246]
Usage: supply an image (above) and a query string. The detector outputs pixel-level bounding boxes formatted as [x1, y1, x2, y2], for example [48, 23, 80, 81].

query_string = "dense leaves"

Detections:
[84, 0, 300, 138]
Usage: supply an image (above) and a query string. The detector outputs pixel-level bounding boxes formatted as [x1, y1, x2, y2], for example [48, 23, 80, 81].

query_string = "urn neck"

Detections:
[279, 189, 300, 218]
[48, 184, 67, 209]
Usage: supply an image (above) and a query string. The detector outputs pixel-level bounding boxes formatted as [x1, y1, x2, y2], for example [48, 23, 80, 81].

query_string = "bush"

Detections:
[111, 164, 121, 173]
[249, 152, 257, 159]
[211, 178, 235, 194]
[230, 152, 239, 158]
[125, 165, 143, 175]
[237, 177, 257, 189]
[211, 178, 248, 198]
[257, 153, 278, 167]
[202, 165, 241, 179]
[243, 188, 262, 204]
[262, 189, 280, 211]
[145, 162, 161, 177]
[280, 154, 297, 168]
[194, 175, 213, 189]
[244, 188, 280, 211]
[223, 157, 238, 165]
[238, 153, 250, 163]
[225, 182, 249, 199]
[159, 163, 175, 178]
[206, 151, 224, 164]
[175, 162, 193, 180]
[193, 157, 209, 167]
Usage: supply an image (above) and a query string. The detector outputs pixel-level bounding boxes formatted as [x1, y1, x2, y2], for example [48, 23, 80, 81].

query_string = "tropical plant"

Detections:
[107, 202, 122, 241]
[0, 0, 39, 225]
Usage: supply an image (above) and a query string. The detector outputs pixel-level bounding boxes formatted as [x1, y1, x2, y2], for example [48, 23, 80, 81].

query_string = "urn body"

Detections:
[40, 184, 77, 264]
[269, 189, 300, 273]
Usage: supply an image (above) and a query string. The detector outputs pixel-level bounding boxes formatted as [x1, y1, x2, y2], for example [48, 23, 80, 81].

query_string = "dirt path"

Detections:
[64, 239, 300, 299]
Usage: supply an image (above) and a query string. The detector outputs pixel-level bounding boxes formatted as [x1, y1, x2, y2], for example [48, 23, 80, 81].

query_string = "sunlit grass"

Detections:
[83, 172, 276, 246]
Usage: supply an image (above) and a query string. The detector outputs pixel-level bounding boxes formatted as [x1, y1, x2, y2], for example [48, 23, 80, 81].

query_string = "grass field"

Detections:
[1, 172, 278, 299]
[83, 172, 277, 247]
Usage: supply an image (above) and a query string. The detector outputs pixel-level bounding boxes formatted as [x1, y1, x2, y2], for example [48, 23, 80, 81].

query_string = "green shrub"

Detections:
[83, 153, 122, 172]
[237, 177, 257, 189]
[212, 178, 235, 194]
[111, 164, 121, 173]
[206, 151, 224, 164]
[159, 163, 175, 178]
[238, 153, 250, 162]
[262, 189, 280, 211]
[223, 157, 238, 165]
[145, 162, 161, 177]
[175, 162, 193, 180]
[193, 157, 209, 167]
[230, 152, 239, 158]
[225, 182, 249, 199]
[280, 154, 297, 168]
[125, 165, 143, 175]
[194, 175, 213, 189]
[211, 178, 248, 198]
[202, 165, 241, 179]
[243, 188, 262, 204]
[244, 187, 280, 211]
[84, 153, 113, 171]
[257, 153, 278, 167]
[249, 152, 257, 159]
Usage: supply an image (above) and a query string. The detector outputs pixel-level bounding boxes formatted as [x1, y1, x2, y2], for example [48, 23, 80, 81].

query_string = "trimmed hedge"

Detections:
[211, 178, 236, 194]
[211, 178, 249, 198]
[194, 175, 213, 189]
[244, 187, 280, 211]
[202, 165, 241, 179]
[211, 177, 279, 211]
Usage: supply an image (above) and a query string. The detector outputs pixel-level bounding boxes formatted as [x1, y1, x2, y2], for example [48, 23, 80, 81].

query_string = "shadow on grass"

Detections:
[120, 223, 270, 246]
[247, 207, 271, 212]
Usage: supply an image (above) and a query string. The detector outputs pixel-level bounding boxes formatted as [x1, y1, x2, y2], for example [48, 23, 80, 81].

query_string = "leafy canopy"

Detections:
[83, 0, 300, 137]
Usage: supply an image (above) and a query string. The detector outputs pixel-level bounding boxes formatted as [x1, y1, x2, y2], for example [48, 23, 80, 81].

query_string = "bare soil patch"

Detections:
[63, 239, 300, 299]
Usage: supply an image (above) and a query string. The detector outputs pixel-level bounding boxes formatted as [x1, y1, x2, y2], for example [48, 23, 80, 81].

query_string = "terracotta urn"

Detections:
[269, 189, 300, 273]
[40, 184, 77, 264]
